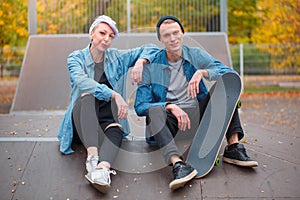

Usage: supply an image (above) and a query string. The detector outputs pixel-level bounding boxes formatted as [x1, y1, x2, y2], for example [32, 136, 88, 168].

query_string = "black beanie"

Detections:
[156, 16, 185, 40]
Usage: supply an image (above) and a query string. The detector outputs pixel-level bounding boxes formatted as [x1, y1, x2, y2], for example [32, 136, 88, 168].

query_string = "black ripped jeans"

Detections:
[72, 94, 123, 164]
[146, 93, 243, 165]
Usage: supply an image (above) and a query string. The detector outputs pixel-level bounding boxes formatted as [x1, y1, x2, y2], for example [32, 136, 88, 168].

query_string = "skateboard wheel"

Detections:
[238, 100, 242, 109]
[215, 157, 220, 166]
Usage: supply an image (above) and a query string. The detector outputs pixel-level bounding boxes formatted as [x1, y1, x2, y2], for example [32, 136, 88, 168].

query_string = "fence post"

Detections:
[220, 0, 228, 32]
[240, 43, 244, 93]
[127, 0, 131, 33]
[28, 0, 37, 35]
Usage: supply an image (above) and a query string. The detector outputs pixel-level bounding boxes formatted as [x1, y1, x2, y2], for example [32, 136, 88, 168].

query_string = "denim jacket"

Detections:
[134, 45, 235, 117]
[57, 43, 158, 154]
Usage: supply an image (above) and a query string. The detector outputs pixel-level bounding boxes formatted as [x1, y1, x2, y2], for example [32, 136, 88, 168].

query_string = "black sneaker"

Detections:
[223, 143, 258, 167]
[169, 161, 198, 191]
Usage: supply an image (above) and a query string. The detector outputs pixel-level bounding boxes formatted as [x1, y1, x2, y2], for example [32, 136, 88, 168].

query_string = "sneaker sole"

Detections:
[85, 174, 110, 194]
[169, 169, 198, 191]
[223, 157, 258, 167]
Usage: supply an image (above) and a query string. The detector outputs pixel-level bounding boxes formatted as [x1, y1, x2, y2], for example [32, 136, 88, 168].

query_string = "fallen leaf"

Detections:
[241, 139, 248, 144]
[10, 131, 17, 135]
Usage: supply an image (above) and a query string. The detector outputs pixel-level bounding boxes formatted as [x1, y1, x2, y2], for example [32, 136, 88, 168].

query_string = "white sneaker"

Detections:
[86, 155, 99, 172]
[85, 167, 116, 193]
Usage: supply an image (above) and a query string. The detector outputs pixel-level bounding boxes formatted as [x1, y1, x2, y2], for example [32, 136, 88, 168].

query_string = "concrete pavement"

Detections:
[0, 95, 299, 199]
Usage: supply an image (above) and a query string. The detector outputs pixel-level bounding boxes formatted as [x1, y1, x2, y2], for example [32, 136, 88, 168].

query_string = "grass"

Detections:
[244, 85, 299, 94]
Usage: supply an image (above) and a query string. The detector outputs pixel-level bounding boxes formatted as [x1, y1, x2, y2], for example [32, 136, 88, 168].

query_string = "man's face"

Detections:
[159, 21, 184, 56]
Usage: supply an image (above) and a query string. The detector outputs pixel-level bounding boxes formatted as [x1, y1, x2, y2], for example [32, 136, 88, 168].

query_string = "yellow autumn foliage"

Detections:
[0, 0, 299, 75]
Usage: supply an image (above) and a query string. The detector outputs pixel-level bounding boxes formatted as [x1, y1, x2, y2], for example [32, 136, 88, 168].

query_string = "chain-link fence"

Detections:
[0, 47, 25, 77]
[33, 0, 224, 34]
[2, 0, 299, 77]
[2, 43, 299, 77]
[231, 43, 300, 75]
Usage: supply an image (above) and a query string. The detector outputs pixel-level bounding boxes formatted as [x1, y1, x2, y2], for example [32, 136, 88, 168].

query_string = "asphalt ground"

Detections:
[0, 76, 299, 199]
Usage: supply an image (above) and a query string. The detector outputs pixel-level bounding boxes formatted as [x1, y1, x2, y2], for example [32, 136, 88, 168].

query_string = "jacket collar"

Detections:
[82, 44, 95, 67]
[159, 45, 191, 69]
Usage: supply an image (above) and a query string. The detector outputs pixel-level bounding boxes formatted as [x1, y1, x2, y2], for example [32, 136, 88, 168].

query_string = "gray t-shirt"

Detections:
[94, 61, 104, 82]
[166, 59, 198, 108]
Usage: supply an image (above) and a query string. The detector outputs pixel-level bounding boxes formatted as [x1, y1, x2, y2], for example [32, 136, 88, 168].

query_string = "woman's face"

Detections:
[89, 22, 115, 52]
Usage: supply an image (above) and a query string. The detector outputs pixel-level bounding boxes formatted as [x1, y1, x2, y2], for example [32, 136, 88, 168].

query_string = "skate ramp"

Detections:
[11, 33, 232, 112]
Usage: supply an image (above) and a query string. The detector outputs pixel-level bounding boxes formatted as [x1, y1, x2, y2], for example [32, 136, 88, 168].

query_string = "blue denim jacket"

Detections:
[134, 45, 236, 117]
[57, 43, 158, 154]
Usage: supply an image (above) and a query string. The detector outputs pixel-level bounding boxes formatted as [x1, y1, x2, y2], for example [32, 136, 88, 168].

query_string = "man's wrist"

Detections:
[137, 58, 148, 64]
[197, 69, 209, 79]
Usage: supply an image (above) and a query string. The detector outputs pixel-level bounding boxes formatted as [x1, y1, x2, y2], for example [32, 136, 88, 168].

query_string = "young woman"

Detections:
[57, 15, 157, 193]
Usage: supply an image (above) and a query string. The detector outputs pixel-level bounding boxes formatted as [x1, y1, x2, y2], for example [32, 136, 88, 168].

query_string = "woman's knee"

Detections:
[78, 93, 95, 106]
[104, 126, 124, 147]
[81, 92, 92, 97]
[104, 123, 123, 132]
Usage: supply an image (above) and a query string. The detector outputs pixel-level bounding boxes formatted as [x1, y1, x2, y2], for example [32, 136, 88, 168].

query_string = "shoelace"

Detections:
[86, 155, 99, 172]
[104, 169, 116, 185]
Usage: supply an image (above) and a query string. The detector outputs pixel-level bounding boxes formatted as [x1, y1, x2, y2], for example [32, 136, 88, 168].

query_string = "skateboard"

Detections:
[186, 72, 242, 178]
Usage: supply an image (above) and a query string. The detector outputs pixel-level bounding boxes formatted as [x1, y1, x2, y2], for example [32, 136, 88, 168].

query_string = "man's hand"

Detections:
[187, 69, 209, 98]
[111, 92, 128, 119]
[166, 104, 191, 131]
[131, 58, 147, 85]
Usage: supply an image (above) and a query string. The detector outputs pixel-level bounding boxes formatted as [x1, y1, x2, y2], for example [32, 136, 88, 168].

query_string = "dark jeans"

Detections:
[146, 93, 244, 165]
[72, 94, 123, 164]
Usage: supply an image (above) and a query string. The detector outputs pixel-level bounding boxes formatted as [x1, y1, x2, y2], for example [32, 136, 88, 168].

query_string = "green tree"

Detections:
[227, 0, 262, 44]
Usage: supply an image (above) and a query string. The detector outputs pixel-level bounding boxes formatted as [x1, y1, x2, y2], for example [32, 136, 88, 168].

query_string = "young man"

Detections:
[134, 16, 258, 191]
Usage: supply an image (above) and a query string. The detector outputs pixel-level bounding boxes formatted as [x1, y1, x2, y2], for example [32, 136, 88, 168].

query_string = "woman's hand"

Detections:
[131, 58, 147, 85]
[111, 92, 129, 119]
[166, 104, 191, 131]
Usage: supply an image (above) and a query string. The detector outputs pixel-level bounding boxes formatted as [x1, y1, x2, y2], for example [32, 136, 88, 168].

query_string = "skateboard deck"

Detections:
[186, 72, 242, 178]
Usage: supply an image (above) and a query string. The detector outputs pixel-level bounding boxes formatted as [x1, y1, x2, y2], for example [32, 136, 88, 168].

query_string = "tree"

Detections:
[0, 0, 28, 77]
[252, 0, 300, 44]
[106, 0, 220, 33]
[251, 0, 300, 72]
[227, 0, 262, 44]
